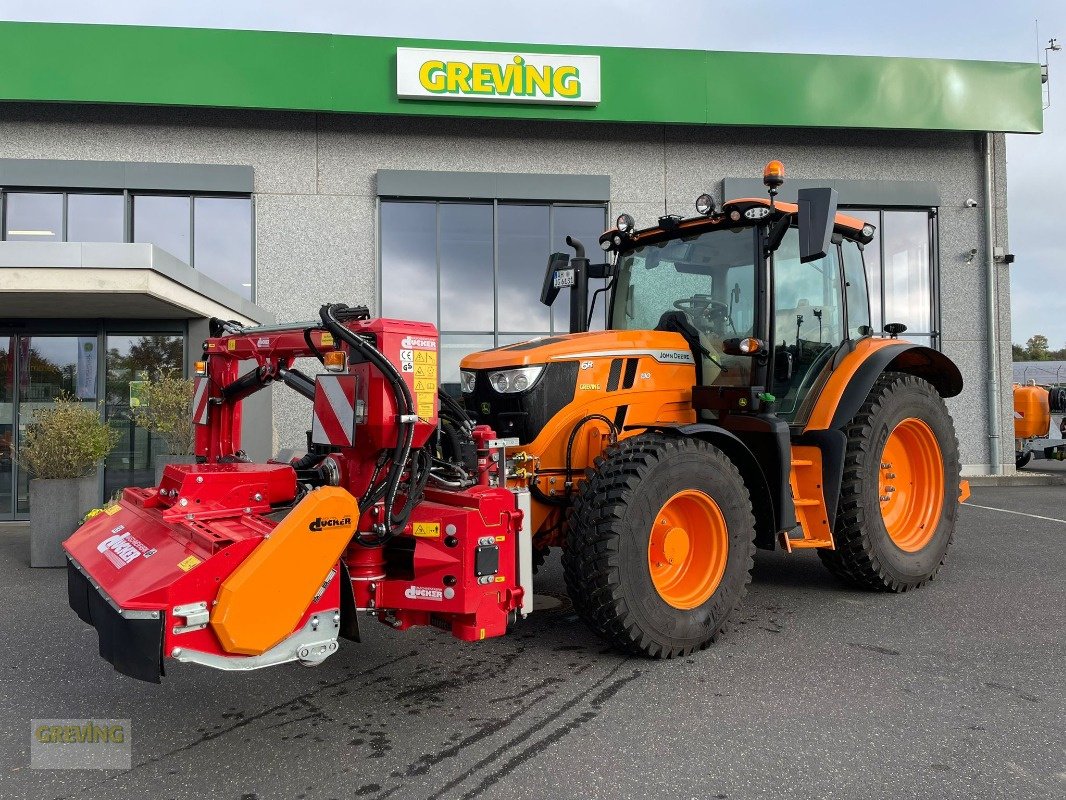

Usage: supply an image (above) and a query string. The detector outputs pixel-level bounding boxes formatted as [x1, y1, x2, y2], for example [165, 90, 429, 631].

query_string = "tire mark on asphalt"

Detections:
[847, 642, 901, 656]
[457, 668, 644, 800]
[422, 661, 636, 800]
[985, 681, 1041, 703]
[55, 648, 419, 799]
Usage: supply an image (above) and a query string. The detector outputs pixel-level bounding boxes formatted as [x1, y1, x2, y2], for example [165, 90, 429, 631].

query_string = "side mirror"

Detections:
[540, 252, 571, 307]
[797, 187, 839, 264]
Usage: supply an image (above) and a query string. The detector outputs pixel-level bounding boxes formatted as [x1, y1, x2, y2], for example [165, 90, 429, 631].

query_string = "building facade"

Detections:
[0, 23, 1044, 519]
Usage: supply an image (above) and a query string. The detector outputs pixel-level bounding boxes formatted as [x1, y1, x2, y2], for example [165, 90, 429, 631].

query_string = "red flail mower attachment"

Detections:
[64, 304, 530, 682]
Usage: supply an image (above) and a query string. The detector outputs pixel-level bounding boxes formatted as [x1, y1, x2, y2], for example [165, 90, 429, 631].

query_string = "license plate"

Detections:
[553, 269, 575, 288]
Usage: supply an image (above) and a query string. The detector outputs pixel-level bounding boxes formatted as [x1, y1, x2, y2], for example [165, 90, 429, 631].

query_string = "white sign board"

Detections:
[397, 47, 600, 106]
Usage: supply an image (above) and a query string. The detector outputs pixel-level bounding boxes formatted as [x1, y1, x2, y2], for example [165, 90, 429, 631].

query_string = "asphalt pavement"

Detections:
[0, 484, 1063, 800]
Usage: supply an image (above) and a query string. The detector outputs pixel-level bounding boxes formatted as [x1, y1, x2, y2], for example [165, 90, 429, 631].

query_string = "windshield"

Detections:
[610, 226, 757, 386]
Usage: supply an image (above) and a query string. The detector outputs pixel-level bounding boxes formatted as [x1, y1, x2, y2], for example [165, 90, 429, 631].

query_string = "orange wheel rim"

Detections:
[879, 417, 944, 552]
[647, 489, 729, 609]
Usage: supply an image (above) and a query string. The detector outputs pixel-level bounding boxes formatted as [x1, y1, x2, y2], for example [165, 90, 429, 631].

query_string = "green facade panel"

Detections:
[0, 22, 1043, 133]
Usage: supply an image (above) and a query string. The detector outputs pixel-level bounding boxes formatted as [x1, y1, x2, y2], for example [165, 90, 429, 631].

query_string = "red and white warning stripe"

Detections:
[312, 375, 357, 447]
[192, 377, 211, 426]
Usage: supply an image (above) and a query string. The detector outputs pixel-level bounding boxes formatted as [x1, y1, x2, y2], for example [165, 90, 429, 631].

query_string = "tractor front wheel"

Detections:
[563, 433, 756, 658]
[819, 372, 960, 591]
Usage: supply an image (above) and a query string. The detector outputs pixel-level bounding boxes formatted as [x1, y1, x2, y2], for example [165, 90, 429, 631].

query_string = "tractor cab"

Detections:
[571, 162, 877, 429]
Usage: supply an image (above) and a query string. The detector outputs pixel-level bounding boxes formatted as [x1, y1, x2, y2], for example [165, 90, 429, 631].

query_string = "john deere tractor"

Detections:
[64, 162, 963, 682]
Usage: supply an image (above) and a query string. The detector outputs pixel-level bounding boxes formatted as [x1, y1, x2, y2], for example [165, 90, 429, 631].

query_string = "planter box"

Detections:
[154, 454, 197, 485]
[29, 476, 99, 568]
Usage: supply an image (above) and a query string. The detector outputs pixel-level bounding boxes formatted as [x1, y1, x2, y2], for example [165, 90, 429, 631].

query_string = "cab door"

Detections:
[769, 228, 846, 422]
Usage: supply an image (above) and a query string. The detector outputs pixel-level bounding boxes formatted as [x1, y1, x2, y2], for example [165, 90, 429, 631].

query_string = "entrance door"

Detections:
[103, 334, 184, 500]
[0, 337, 14, 517]
[7, 335, 99, 518]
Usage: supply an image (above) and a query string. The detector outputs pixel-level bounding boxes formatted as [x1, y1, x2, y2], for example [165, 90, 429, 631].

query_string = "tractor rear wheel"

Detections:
[818, 371, 960, 591]
[563, 432, 756, 658]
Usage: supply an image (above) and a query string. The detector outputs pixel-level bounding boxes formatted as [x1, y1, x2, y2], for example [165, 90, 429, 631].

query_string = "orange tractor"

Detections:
[64, 163, 964, 681]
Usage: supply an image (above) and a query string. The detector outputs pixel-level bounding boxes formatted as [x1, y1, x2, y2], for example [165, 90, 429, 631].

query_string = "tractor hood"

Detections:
[460, 329, 695, 371]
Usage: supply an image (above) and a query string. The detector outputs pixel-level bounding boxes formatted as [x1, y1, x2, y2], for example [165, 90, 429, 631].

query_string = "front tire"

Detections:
[819, 372, 960, 591]
[562, 433, 756, 658]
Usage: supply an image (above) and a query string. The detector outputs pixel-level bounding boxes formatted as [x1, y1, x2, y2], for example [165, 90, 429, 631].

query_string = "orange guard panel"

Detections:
[211, 486, 359, 655]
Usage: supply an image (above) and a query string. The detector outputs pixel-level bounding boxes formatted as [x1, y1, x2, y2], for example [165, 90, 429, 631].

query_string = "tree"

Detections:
[1012, 343, 1027, 361]
[1026, 334, 1051, 361]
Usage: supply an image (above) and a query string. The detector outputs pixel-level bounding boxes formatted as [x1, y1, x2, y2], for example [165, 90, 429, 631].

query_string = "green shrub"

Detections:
[17, 396, 119, 480]
[133, 372, 196, 456]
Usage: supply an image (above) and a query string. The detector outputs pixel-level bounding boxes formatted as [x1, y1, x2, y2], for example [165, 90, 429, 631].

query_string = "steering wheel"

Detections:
[673, 295, 732, 335]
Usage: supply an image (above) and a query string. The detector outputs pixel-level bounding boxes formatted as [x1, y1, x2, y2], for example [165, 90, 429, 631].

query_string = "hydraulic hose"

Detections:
[320, 304, 416, 540]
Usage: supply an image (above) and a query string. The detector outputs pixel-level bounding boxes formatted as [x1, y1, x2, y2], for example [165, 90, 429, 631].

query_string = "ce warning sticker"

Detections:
[177, 555, 202, 572]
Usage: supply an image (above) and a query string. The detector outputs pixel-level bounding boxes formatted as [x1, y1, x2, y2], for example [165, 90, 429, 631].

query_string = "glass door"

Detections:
[12, 335, 98, 517]
[104, 334, 184, 501]
[0, 337, 14, 518]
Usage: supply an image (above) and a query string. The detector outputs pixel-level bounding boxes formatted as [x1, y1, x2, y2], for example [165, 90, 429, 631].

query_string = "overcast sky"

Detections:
[4, 0, 1063, 347]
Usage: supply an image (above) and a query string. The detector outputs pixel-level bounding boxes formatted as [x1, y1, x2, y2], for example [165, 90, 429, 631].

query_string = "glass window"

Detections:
[133, 194, 191, 263]
[771, 228, 845, 420]
[103, 334, 184, 501]
[4, 192, 62, 242]
[379, 200, 607, 353]
[439, 204, 494, 331]
[611, 226, 758, 387]
[67, 193, 124, 243]
[498, 205, 551, 333]
[841, 241, 872, 339]
[882, 210, 932, 335]
[552, 206, 610, 332]
[441, 334, 495, 393]
[849, 210, 882, 332]
[381, 202, 437, 325]
[14, 336, 97, 515]
[194, 197, 253, 299]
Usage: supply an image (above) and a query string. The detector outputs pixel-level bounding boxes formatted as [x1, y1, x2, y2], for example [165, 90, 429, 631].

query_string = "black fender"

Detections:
[827, 342, 962, 432]
[646, 422, 786, 551]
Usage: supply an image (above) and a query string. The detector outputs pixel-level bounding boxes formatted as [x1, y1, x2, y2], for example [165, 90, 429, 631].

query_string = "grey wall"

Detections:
[0, 104, 1011, 473]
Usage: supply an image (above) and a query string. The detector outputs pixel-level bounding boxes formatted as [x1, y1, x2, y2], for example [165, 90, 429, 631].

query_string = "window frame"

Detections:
[841, 205, 940, 349]
[377, 197, 609, 347]
[0, 187, 256, 301]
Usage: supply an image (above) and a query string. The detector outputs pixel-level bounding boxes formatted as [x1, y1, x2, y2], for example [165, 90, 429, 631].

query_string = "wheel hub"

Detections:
[647, 489, 728, 609]
[878, 417, 945, 552]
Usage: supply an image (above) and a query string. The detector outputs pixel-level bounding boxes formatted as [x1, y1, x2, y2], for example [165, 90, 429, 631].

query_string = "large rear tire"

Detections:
[562, 433, 756, 658]
[818, 371, 960, 591]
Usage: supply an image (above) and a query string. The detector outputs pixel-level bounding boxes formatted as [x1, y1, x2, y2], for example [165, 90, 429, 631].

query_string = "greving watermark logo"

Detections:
[31, 719, 131, 770]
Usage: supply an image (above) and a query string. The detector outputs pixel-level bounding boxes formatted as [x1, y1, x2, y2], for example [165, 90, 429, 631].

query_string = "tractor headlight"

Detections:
[487, 366, 543, 394]
[459, 370, 476, 394]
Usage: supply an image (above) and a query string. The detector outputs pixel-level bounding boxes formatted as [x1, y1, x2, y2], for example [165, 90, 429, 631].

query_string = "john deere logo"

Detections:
[397, 47, 600, 106]
[480, 401, 491, 416]
[309, 516, 352, 532]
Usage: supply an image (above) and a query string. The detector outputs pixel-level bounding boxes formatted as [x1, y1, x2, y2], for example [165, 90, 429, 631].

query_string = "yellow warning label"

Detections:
[495, 535, 506, 542]
[414, 363, 436, 379]
[494, 575, 506, 583]
[227, 339, 236, 351]
[413, 522, 440, 538]
[417, 392, 436, 417]
[103, 505, 122, 516]
[177, 555, 202, 572]
[413, 350, 437, 365]
[320, 332, 334, 346]
[414, 378, 436, 393]
[479, 628, 486, 640]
